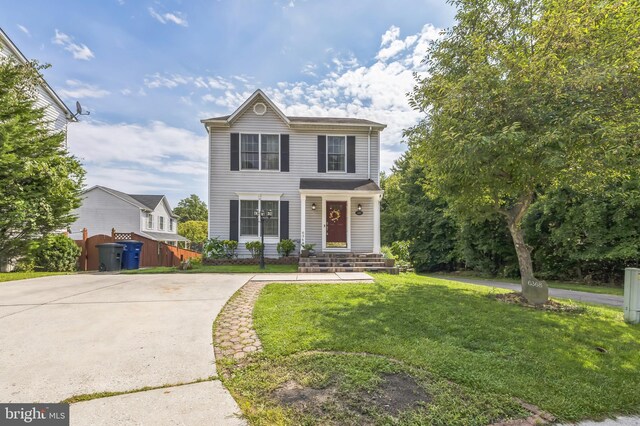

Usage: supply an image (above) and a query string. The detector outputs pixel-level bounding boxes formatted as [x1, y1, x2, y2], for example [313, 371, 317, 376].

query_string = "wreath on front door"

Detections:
[329, 208, 341, 223]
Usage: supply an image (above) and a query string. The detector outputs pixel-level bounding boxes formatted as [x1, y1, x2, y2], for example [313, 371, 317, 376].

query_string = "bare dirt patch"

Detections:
[493, 292, 586, 313]
[272, 372, 431, 421]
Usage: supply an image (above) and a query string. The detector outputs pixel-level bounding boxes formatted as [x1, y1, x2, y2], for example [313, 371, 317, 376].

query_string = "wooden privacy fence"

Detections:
[75, 228, 200, 271]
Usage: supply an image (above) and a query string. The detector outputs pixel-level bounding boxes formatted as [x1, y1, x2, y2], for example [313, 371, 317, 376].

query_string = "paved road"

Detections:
[0, 273, 249, 425]
[431, 276, 623, 307]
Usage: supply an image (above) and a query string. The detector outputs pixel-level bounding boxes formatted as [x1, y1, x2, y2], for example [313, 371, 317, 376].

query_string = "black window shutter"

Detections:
[347, 136, 356, 173]
[280, 201, 289, 240]
[230, 133, 239, 171]
[317, 135, 326, 173]
[229, 200, 239, 241]
[280, 134, 289, 172]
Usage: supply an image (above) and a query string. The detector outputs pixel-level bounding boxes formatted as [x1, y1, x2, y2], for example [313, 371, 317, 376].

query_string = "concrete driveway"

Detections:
[0, 273, 250, 425]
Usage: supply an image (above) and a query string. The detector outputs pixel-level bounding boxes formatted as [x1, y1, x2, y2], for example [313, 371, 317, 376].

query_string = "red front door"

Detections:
[326, 201, 347, 248]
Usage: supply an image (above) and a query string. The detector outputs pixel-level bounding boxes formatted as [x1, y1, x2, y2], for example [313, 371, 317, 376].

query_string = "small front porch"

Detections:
[299, 178, 382, 255]
[298, 252, 398, 274]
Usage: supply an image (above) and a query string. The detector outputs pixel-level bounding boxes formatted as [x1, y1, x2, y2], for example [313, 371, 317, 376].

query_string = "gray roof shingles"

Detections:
[299, 178, 381, 191]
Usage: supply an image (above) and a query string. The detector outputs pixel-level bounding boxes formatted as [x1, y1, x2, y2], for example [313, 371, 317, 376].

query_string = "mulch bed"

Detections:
[493, 292, 586, 313]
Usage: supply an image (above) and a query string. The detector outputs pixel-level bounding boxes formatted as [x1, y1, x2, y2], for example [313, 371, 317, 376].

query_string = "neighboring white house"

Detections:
[202, 89, 386, 258]
[71, 186, 188, 245]
[0, 27, 75, 132]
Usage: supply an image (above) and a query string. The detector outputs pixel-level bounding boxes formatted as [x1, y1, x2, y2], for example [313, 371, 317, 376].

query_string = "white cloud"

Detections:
[17, 24, 30, 36]
[206, 24, 442, 171]
[58, 80, 110, 99]
[148, 7, 188, 27]
[144, 73, 236, 91]
[52, 29, 94, 60]
[67, 120, 207, 197]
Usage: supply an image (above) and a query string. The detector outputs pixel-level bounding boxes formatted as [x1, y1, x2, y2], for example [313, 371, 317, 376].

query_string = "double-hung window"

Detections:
[159, 216, 165, 231]
[239, 199, 279, 238]
[240, 134, 279, 170]
[169, 218, 174, 231]
[147, 213, 153, 229]
[327, 136, 346, 172]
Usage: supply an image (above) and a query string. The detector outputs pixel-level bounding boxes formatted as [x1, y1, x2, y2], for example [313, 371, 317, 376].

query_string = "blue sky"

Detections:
[2, 0, 455, 206]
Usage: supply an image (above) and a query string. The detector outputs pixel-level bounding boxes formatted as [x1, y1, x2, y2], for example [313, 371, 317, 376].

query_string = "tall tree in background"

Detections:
[407, 0, 640, 303]
[0, 56, 84, 264]
[173, 194, 208, 223]
[177, 220, 208, 252]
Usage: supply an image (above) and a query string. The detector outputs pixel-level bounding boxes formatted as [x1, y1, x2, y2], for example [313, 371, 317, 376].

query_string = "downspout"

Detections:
[368, 126, 372, 180]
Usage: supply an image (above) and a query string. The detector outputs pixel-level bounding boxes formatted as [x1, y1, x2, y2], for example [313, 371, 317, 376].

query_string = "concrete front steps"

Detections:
[298, 253, 399, 274]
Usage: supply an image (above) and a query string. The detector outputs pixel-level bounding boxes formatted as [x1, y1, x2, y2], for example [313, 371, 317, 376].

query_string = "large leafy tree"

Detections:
[177, 220, 208, 251]
[407, 0, 640, 303]
[173, 194, 208, 223]
[0, 55, 84, 264]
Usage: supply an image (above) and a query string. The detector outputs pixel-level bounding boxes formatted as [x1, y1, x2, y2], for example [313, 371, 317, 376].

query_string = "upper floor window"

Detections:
[241, 134, 279, 170]
[327, 136, 346, 172]
[169, 218, 174, 231]
[146, 213, 153, 229]
[159, 216, 165, 231]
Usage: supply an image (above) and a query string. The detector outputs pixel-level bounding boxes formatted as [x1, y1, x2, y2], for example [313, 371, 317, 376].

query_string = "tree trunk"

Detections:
[505, 194, 548, 305]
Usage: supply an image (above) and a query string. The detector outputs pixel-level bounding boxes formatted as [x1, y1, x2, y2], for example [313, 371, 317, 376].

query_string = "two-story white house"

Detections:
[202, 90, 385, 258]
[72, 186, 188, 245]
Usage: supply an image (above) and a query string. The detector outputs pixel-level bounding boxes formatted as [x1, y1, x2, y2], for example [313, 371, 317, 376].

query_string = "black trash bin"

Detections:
[120, 240, 144, 270]
[96, 243, 125, 272]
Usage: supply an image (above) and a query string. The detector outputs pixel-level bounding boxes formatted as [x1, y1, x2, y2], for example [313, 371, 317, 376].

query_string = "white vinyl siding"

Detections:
[208, 96, 381, 257]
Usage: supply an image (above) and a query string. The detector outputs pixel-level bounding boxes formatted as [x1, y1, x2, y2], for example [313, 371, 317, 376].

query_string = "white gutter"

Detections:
[368, 126, 372, 180]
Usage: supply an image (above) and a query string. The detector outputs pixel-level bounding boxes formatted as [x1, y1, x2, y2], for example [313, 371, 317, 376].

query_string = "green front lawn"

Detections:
[225, 273, 640, 424]
[0, 271, 70, 283]
[122, 263, 298, 274]
[430, 272, 624, 296]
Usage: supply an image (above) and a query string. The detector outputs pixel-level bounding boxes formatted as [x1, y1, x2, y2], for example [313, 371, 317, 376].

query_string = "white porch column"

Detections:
[300, 193, 306, 249]
[373, 194, 381, 254]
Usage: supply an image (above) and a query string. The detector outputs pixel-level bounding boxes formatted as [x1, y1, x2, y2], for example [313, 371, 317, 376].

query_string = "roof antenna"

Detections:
[71, 101, 90, 119]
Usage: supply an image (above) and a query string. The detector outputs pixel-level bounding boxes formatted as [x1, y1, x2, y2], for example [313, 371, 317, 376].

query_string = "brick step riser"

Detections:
[298, 262, 388, 268]
[304, 255, 384, 259]
[298, 267, 399, 274]
[300, 260, 388, 262]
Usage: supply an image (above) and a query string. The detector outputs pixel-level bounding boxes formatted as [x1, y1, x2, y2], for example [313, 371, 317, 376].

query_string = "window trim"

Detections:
[146, 213, 154, 229]
[237, 194, 282, 243]
[169, 218, 174, 232]
[239, 133, 281, 171]
[325, 135, 347, 173]
[159, 216, 165, 231]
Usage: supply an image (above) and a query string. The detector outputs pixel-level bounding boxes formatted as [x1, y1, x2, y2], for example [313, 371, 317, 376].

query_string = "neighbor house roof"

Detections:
[0, 27, 75, 121]
[299, 178, 382, 192]
[140, 231, 190, 243]
[201, 89, 386, 130]
[129, 194, 165, 211]
[85, 186, 178, 217]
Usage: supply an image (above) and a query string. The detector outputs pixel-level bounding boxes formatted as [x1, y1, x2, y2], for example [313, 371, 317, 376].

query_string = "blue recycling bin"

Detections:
[120, 240, 144, 270]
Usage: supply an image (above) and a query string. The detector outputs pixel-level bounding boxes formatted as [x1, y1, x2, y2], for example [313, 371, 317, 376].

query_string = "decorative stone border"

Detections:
[214, 281, 266, 366]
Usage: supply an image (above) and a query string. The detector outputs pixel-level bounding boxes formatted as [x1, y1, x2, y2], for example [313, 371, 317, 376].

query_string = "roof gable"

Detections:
[84, 186, 176, 217]
[228, 89, 289, 126]
[129, 194, 164, 210]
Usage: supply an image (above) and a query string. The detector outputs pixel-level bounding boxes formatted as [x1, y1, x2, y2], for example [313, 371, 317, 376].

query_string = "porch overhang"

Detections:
[298, 178, 383, 196]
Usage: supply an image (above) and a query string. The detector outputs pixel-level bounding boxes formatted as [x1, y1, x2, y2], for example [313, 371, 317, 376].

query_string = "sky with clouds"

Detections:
[1, 0, 456, 206]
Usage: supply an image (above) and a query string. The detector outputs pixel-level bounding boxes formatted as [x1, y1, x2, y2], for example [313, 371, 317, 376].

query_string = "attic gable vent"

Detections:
[253, 102, 267, 115]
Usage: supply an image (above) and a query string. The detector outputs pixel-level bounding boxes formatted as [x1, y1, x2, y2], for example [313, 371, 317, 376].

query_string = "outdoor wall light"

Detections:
[311, 203, 316, 210]
[355, 204, 363, 215]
